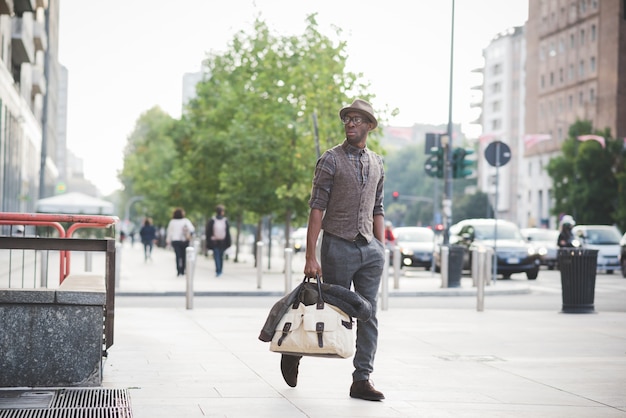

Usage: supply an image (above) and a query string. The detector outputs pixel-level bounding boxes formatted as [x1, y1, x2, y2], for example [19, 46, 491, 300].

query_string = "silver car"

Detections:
[571, 225, 622, 274]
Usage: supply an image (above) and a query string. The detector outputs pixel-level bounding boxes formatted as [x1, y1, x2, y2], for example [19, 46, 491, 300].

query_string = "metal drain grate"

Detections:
[0, 391, 55, 410]
[0, 388, 132, 418]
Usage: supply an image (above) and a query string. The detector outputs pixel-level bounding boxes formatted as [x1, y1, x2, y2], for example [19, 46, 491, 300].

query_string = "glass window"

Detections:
[579, 60, 585, 77]
[591, 24, 596, 41]
[569, 64, 574, 80]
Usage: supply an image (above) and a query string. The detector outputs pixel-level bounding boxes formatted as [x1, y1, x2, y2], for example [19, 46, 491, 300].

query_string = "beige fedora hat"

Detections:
[339, 99, 378, 129]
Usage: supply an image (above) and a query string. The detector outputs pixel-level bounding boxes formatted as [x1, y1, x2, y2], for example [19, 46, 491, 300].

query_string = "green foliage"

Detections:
[547, 119, 626, 231]
[453, 191, 492, 221]
[118, 107, 178, 226]
[119, 14, 385, 236]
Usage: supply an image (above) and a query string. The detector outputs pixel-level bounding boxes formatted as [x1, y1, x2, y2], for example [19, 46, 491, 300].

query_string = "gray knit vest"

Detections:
[321, 144, 382, 242]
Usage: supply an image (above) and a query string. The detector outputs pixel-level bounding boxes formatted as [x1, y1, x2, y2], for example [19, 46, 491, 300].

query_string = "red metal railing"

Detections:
[0, 212, 118, 282]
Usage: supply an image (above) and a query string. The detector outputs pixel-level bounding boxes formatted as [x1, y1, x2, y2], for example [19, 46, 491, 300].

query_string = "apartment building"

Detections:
[474, 26, 526, 225]
[0, 0, 60, 213]
[523, 0, 626, 227]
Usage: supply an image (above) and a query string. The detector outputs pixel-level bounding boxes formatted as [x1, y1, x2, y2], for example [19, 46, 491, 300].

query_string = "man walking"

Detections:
[280, 99, 386, 401]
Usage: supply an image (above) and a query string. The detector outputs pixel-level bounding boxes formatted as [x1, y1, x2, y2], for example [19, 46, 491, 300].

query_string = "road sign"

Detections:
[484, 141, 511, 167]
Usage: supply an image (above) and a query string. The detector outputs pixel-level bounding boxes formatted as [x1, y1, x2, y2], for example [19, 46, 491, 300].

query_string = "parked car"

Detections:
[619, 233, 626, 278]
[520, 228, 559, 270]
[290, 227, 308, 253]
[435, 218, 540, 280]
[392, 226, 435, 270]
[571, 225, 622, 274]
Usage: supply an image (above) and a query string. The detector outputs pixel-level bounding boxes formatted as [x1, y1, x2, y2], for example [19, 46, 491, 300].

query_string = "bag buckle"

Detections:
[277, 322, 291, 346]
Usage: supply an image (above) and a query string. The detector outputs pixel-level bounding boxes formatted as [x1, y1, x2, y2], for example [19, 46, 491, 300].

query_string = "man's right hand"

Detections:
[304, 257, 322, 278]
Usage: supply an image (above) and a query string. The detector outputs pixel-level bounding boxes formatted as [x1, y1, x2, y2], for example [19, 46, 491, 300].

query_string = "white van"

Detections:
[572, 225, 622, 274]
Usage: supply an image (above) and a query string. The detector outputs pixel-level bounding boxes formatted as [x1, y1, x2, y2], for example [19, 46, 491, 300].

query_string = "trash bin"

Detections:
[558, 248, 598, 314]
[447, 245, 464, 288]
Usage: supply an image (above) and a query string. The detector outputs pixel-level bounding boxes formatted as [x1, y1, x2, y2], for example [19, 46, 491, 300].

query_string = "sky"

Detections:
[58, 0, 528, 195]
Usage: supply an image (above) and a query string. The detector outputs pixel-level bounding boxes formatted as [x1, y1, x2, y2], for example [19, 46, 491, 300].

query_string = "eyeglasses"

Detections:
[341, 115, 369, 126]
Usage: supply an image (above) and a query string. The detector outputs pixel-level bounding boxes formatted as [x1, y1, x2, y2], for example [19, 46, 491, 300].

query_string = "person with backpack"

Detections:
[205, 204, 232, 277]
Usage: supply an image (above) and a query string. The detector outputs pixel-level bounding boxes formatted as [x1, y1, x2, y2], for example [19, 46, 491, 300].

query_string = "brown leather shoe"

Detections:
[349, 379, 385, 401]
[280, 354, 302, 387]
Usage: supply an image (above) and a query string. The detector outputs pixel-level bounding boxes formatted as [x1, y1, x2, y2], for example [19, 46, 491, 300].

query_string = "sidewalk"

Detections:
[98, 244, 626, 417]
[114, 242, 531, 298]
[3, 243, 624, 417]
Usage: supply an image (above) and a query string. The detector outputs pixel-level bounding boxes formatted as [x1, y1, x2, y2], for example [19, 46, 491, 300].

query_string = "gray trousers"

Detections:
[321, 232, 385, 382]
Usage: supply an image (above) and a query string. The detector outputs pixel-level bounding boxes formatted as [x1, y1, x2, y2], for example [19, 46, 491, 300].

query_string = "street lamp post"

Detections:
[124, 196, 145, 222]
[443, 0, 455, 246]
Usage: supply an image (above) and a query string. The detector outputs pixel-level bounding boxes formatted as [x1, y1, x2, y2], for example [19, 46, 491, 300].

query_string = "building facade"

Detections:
[475, 26, 527, 225]
[0, 0, 61, 213]
[523, 0, 626, 227]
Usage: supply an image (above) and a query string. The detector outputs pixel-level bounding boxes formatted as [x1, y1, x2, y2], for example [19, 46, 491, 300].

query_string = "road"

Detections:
[115, 266, 626, 313]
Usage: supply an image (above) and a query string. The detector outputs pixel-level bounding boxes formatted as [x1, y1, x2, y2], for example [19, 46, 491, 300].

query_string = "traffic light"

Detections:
[424, 146, 444, 178]
[392, 191, 399, 201]
[452, 147, 476, 179]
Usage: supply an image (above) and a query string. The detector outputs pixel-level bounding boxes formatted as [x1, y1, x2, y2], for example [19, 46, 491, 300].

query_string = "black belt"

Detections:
[324, 231, 368, 243]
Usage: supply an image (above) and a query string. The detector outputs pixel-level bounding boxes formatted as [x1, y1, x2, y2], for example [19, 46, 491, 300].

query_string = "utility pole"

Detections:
[38, 5, 51, 198]
[442, 0, 455, 245]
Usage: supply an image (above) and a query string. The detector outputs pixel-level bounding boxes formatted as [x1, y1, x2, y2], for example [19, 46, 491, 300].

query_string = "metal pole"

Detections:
[476, 248, 485, 312]
[492, 142, 500, 284]
[256, 241, 264, 289]
[39, 251, 48, 287]
[443, 0, 456, 246]
[284, 247, 293, 295]
[38, 5, 50, 199]
[393, 245, 401, 289]
[186, 246, 195, 310]
[381, 248, 390, 310]
[441, 246, 449, 288]
[85, 252, 92, 272]
[115, 243, 122, 289]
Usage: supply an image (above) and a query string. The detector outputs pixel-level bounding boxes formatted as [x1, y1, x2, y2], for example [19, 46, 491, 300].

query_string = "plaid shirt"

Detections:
[309, 140, 384, 217]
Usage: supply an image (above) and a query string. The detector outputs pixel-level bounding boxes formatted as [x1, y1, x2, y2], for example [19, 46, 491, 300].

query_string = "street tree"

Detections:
[547, 120, 625, 230]
[118, 107, 179, 226]
[182, 14, 378, 246]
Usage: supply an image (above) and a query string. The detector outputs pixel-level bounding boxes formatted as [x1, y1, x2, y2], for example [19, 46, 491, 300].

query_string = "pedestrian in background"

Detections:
[384, 221, 395, 251]
[139, 217, 157, 261]
[282, 99, 386, 401]
[205, 204, 232, 277]
[557, 215, 576, 248]
[166, 208, 195, 276]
